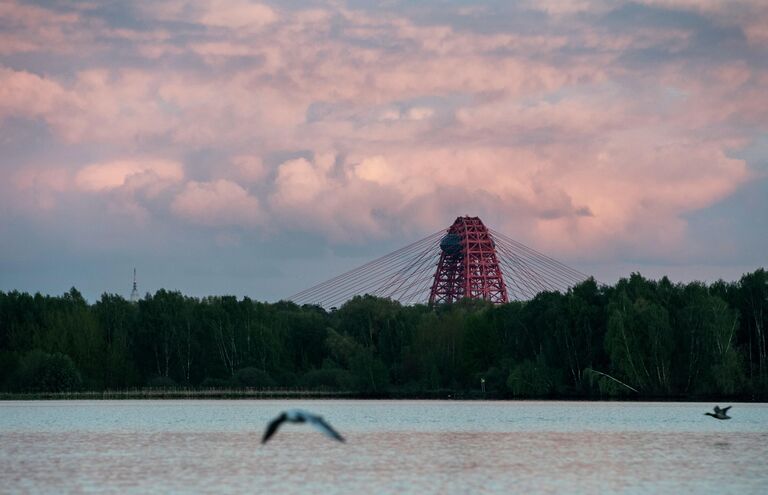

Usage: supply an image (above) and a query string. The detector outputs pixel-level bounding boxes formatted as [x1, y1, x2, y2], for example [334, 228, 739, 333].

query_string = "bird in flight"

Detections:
[705, 405, 732, 420]
[262, 409, 345, 444]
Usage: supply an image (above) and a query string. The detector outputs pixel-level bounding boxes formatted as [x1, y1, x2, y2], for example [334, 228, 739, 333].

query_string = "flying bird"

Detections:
[261, 409, 345, 444]
[705, 405, 732, 420]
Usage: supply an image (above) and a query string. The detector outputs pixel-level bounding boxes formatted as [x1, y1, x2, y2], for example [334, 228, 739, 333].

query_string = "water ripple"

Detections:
[1, 400, 767, 494]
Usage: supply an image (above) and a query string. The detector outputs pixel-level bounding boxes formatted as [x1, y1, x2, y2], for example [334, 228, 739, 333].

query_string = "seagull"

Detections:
[705, 405, 732, 420]
[261, 409, 345, 444]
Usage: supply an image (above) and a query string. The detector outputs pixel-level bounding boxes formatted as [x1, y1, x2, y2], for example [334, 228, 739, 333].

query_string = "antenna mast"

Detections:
[130, 268, 139, 302]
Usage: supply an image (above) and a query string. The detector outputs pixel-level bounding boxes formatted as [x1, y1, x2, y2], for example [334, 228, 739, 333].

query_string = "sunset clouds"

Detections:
[1, 0, 766, 298]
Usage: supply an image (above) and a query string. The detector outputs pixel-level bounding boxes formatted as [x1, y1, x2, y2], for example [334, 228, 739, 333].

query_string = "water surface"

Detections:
[1, 400, 766, 494]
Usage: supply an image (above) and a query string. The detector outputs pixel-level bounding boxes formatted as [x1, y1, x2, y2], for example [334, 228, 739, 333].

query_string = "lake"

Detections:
[1, 400, 767, 494]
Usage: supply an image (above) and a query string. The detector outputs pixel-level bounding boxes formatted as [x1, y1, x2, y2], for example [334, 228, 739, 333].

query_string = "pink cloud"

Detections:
[354, 156, 402, 186]
[140, 0, 278, 29]
[1, 0, 764, 267]
[171, 180, 262, 227]
[12, 166, 72, 211]
[0, 1, 85, 55]
[230, 155, 267, 183]
[199, 0, 277, 29]
[0, 67, 67, 119]
[270, 157, 333, 210]
[269, 155, 410, 241]
[75, 159, 184, 193]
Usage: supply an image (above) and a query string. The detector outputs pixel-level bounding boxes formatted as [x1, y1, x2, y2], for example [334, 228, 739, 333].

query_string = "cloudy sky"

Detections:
[1, 0, 766, 302]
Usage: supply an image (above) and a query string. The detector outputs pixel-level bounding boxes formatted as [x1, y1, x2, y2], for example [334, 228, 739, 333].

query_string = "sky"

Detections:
[1, 0, 766, 303]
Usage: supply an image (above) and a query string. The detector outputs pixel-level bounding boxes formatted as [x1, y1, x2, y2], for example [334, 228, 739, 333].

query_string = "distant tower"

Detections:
[130, 268, 139, 302]
[289, 214, 589, 308]
[429, 216, 508, 304]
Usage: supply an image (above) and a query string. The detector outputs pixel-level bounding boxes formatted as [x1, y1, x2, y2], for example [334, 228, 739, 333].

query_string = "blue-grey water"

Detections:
[1, 400, 767, 494]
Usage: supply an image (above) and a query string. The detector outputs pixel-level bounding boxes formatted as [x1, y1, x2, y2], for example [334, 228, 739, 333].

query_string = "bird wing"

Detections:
[713, 406, 722, 414]
[262, 413, 287, 444]
[308, 415, 345, 442]
[721, 406, 732, 414]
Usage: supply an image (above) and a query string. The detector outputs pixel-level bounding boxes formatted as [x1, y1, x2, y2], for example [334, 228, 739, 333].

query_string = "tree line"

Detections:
[0, 269, 766, 398]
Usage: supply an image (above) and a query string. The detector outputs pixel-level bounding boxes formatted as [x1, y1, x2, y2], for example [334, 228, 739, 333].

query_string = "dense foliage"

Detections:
[1, 269, 766, 398]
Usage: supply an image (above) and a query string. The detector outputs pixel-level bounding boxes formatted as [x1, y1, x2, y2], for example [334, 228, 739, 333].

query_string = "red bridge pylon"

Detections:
[429, 216, 508, 304]
[288, 215, 590, 308]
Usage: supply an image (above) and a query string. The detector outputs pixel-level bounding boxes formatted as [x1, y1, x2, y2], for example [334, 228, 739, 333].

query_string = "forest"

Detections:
[0, 269, 766, 399]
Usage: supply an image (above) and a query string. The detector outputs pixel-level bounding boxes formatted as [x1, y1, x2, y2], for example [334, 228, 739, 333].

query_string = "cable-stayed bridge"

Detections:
[289, 216, 590, 308]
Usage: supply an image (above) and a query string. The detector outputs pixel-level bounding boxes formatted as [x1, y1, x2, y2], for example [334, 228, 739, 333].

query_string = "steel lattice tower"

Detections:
[429, 216, 508, 304]
[289, 215, 590, 308]
[130, 268, 139, 303]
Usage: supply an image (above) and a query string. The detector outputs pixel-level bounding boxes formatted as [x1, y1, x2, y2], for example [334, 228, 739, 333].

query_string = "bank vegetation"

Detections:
[1, 269, 766, 399]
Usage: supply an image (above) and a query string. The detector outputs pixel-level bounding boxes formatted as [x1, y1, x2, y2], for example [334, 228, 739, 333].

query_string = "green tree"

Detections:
[233, 367, 276, 388]
[13, 349, 82, 392]
[733, 269, 768, 392]
[94, 293, 139, 388]
[507, 354, 561, 396]
[605, 275, 674, 394]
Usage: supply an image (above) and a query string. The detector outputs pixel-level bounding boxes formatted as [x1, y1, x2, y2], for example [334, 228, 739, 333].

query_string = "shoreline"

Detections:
[1, 389, 763, 401]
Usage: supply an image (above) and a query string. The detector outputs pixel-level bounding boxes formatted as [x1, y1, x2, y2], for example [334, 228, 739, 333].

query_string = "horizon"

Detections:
[1, 1, 766, 303]
[3, 264, 765, 305]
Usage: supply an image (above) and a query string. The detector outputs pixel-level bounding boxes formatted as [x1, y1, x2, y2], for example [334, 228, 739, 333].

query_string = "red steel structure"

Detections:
[429, 216, 508, 304]
[289, 215, 589, 308]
